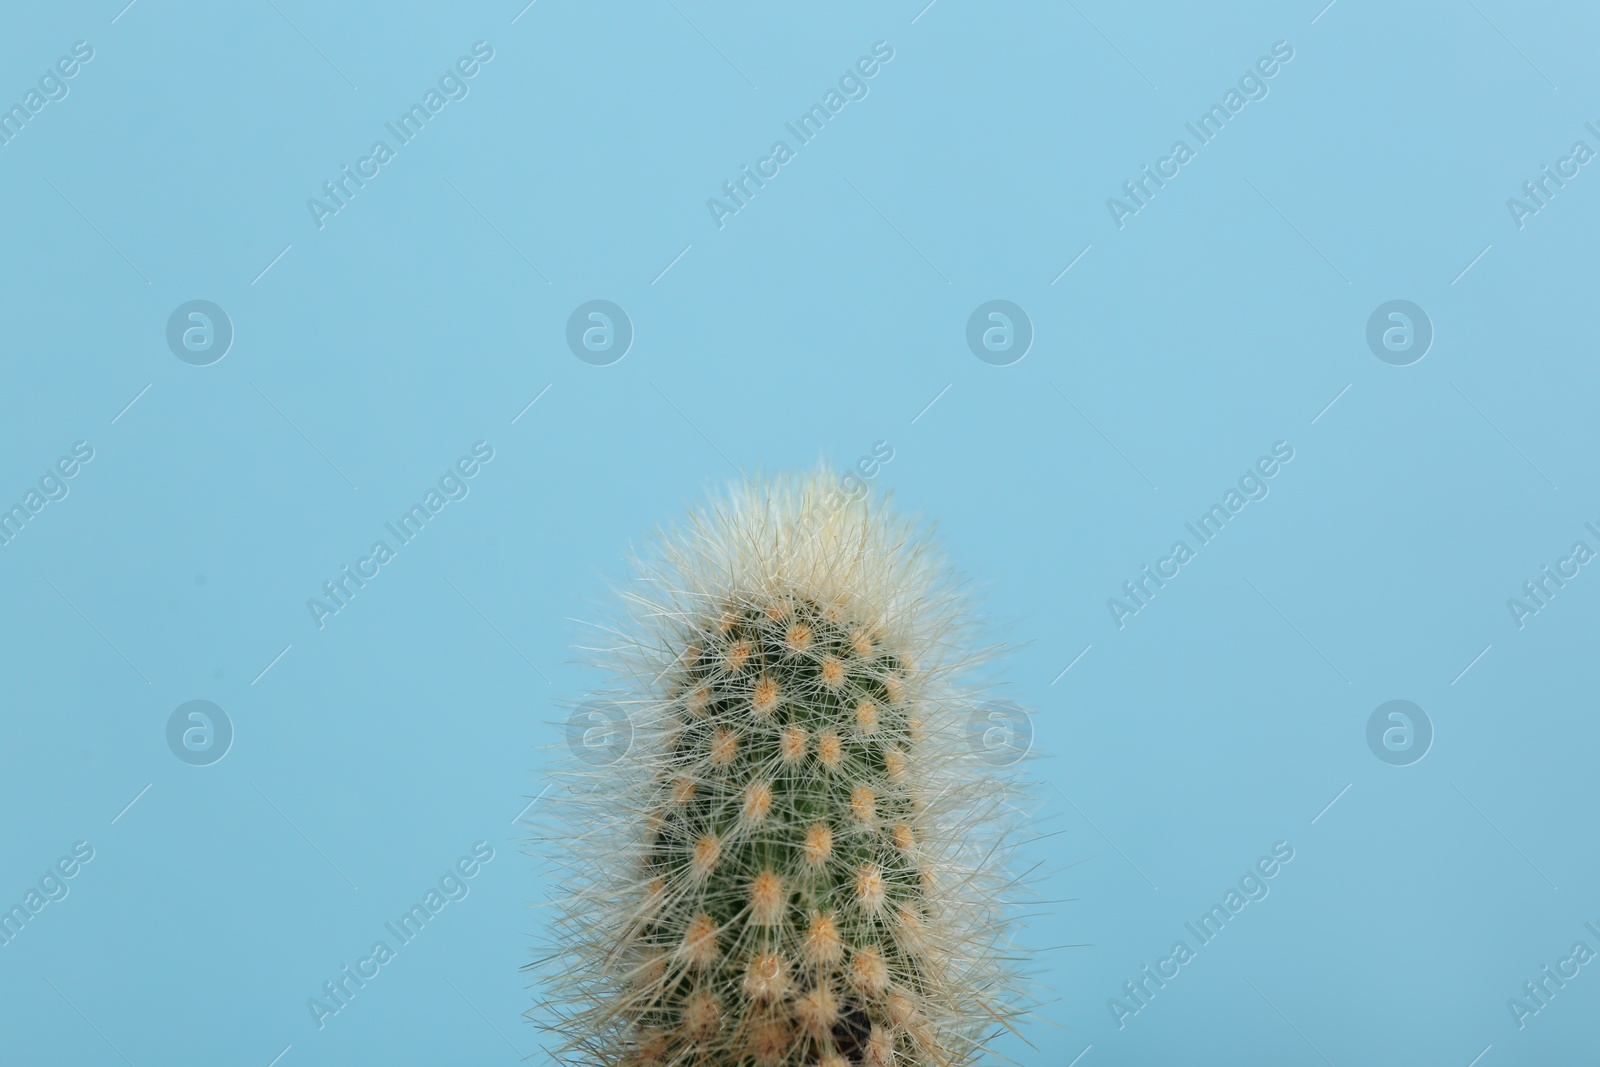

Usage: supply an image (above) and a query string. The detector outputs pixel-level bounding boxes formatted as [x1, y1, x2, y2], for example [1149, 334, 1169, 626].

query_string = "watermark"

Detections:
[1107, 441, 1295, 628]
[0, 441, 95, 549]
[565, 300, 633, 365]
[1107, 41, 1294, 229]
[1507, 122, 1600, 229]
[790, 441, 895, 555]
[307, 42, 495, 230]
[707, 41, 895, 229]
[831, 440, 895, 502]
[1365, 300, 1432, 366]
[0, 41, 94, 149]
[166, 300, 234, 365]
[966, 301, 1032, 366]
[306, 841, 495, 1029]
[964, 700, 1032, 766]
[1507, 522, 1600, 629]
[1506, 919, 1600, 1029]
[307, 441, 495, 629]
[1365, 700, 1432, 766]
[0, 841, 94, 948]
[565, 702, 633, 767]
[1108, 840, 1295, 1027]
[166, 700, 234, 766]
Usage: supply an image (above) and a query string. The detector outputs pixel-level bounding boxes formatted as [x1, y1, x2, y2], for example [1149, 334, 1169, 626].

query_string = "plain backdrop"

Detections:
[1, 1, 1598, 1064]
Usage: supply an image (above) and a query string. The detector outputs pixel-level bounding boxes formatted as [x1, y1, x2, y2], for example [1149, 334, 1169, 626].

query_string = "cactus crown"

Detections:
[537, 473, 1021, 1067]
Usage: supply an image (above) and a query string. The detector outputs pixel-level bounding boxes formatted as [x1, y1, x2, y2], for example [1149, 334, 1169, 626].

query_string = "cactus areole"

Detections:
[540, 472, 1021, 1067]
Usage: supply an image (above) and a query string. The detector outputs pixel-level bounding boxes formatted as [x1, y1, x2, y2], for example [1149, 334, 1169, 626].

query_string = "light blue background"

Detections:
[2, 1, 1597, 1064]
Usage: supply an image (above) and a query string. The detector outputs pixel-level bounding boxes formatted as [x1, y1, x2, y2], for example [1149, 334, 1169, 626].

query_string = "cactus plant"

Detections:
[537, 471, 1023, 1066]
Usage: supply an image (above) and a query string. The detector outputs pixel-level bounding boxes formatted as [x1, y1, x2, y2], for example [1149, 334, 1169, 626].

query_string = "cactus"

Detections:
[537, 471, 1022, 1067]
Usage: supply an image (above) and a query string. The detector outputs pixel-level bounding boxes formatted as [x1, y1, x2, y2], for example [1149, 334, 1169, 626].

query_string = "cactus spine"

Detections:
[539, 472, 1021, 1067]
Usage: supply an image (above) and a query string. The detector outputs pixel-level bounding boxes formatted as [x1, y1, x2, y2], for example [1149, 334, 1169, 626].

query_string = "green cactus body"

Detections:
[541, 474, 1019, 1067]
[633, 593, 926, 1066]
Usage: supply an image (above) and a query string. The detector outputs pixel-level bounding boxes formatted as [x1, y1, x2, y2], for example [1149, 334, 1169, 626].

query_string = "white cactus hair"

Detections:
[533, 468, 1028, 1067]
